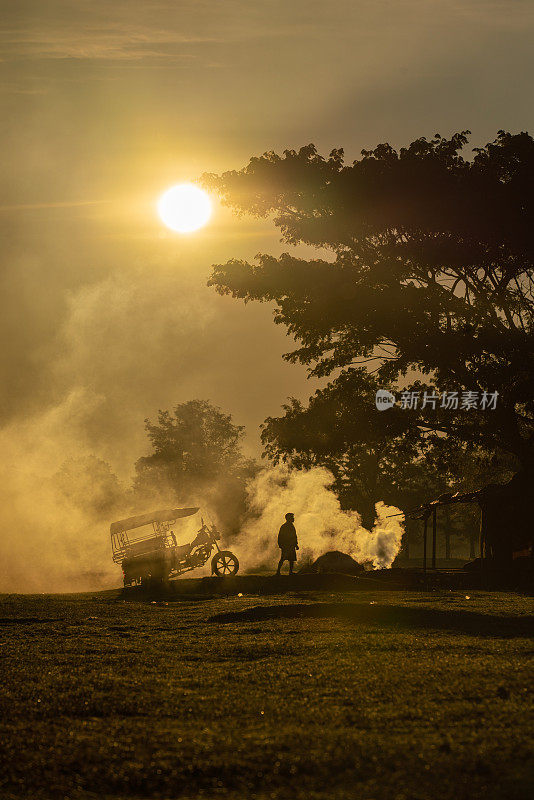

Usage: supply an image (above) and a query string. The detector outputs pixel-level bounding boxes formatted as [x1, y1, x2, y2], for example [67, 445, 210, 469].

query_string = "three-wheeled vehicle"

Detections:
[110, 507, 239, 586]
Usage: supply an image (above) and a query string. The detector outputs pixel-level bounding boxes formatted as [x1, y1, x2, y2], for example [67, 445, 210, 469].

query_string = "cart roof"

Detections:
[110, 507, 199, 535]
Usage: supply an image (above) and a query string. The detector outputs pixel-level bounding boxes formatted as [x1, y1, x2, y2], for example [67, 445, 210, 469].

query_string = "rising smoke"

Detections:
[0, 392, 128, 593]
[0, 404, 403, 592]
[236, 464, 403, 572]
[0, 243, 311, 592]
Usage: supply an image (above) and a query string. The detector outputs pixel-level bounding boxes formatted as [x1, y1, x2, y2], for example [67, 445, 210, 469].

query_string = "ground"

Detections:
[0, 587, 532, 800]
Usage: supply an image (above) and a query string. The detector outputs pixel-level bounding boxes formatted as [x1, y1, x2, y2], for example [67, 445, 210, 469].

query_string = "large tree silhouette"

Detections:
[203, 131, 534, 543]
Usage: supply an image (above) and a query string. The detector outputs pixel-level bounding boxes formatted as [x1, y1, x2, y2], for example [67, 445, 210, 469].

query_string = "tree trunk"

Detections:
[469, 529, 477, 560]
[360, 502, 376, 531]
[444, 507, 451, 560]
[403, 527, 410, 559]
[477, 468, 534, 563]
[359, 454, 380, 531]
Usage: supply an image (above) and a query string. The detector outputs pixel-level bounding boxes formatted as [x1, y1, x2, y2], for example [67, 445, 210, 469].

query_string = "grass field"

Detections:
[0, 588, 532, 800]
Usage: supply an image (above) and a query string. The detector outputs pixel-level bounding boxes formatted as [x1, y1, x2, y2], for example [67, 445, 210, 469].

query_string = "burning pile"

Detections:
[300, 550, 365, 575]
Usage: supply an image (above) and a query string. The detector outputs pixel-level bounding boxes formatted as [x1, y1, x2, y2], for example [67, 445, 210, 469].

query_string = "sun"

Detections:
[157, 183, 212, 233]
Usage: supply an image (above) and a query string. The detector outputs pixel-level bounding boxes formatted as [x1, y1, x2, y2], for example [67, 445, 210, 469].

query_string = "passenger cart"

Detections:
[110, 507, 239, 586]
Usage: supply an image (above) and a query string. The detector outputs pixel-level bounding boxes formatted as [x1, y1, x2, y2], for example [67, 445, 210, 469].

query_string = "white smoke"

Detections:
[0, 400, 403, 592]
[0, 390, 124, 593]
[236, 464, 403, 571]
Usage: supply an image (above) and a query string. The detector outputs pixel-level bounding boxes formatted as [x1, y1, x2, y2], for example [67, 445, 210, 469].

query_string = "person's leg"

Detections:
[276, 556, 284, 575]
[289, 558, 295, 574]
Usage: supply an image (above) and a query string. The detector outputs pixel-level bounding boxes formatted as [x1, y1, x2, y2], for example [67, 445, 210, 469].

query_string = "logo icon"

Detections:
[375, 389, 396, 411]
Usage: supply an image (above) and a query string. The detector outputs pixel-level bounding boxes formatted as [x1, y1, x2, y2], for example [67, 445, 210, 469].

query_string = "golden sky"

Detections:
[1, 0, 533, 472]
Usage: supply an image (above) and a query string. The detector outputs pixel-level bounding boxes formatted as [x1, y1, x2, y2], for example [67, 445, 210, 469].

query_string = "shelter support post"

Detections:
[423, 514, 428, 575]
[432, 508, 437, 569]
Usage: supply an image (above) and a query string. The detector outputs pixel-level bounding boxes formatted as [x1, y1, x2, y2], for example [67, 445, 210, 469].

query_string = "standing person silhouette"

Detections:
[276, 512, 299, 575]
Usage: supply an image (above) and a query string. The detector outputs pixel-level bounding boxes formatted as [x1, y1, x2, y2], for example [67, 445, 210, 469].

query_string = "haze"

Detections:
[1, 0, 533, 476]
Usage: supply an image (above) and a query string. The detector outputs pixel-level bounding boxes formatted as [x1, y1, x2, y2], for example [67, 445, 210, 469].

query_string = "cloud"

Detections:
[2, 0, 531, 65]
[0, 199, 110, 211]
[0, 0, 312, 64]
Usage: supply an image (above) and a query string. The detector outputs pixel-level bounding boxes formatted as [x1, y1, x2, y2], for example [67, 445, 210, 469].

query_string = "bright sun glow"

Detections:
[157, 183, 212, 233]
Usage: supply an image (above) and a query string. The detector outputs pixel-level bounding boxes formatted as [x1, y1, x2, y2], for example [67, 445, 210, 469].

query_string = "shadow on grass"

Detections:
[208, 602, 533, 639]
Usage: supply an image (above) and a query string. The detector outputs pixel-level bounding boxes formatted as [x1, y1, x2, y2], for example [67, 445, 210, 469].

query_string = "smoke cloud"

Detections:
[236, 464, 403, 572]
[0, 402, 402, 591]
[0, 240, 316, 593]
[0, 391, 128, 593]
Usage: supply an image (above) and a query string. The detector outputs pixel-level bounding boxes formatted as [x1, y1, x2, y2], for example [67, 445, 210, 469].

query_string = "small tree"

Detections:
[53, 456, 123, 517]
[134, 399, 255, 533]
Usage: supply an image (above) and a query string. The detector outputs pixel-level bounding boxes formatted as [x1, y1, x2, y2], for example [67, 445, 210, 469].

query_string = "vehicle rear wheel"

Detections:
[211, 550, 239, 577]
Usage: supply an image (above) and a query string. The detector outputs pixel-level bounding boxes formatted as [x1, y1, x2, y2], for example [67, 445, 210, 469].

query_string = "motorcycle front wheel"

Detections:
[211, 551, 239, 577]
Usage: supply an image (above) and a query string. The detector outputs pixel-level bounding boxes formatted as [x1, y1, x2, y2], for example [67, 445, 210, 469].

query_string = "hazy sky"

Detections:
[1, 0, 533, 474]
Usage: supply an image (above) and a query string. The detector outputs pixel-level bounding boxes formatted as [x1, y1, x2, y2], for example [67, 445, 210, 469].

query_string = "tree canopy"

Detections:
[261, 369, 421, 527]
[53, 456, 123, 517]
[261, 369, 515, 528]
[203, 131, 534, 470]
[134, 399, 255, 533]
